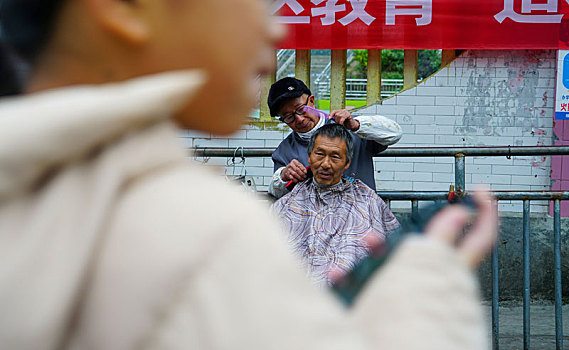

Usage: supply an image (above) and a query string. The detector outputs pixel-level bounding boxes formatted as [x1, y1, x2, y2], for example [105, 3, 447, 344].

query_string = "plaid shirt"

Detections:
[271, 178, 400, 286]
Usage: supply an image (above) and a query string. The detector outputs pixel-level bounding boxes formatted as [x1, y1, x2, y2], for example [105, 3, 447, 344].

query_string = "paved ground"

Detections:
[482, 302, 569, 349]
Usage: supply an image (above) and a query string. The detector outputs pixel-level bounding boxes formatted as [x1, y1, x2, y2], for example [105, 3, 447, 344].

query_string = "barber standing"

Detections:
[268, 77, 402, 198]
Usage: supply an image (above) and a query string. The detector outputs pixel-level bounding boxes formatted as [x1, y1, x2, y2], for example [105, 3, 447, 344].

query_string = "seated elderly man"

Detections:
[272, 123, 400, 286]
[267, 77, 402, 199]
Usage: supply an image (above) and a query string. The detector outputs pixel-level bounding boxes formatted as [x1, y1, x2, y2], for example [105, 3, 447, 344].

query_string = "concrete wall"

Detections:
[391, 212, 569, 301]
[477, 215, 569, 301]
[182, 125, 289, 192]
[358, 49, 556, 213]
[184, 49, 558, 214]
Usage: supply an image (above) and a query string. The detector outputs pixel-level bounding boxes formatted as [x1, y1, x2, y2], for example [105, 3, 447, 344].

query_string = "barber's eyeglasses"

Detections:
[279, 98, 310, 124]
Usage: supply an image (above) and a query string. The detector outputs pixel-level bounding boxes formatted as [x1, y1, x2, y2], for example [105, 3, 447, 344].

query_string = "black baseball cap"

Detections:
[267, 77, 312, 118]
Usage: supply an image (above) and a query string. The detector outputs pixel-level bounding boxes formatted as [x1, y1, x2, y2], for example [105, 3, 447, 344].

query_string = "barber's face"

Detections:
[277, 95, 319, 133]
[308, 135, 351, 186]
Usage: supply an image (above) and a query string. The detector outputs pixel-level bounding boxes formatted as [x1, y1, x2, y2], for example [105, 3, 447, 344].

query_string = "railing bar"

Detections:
[373, 191, 569, 201]
[191, 146, 569, 158]
[268, 191, 569, 201]
[378, 192, 449, 200]
[553, 200, 563, 350]
[376, 146, 569, 157]
[263, 188, 569, 200]
[492, 241, 500, 350]
[490, 192, 569, 200]
[523, 199, 530, 350]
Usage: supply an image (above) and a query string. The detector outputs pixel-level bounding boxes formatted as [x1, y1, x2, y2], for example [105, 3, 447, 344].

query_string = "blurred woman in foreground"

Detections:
[0, 0, 497, 349]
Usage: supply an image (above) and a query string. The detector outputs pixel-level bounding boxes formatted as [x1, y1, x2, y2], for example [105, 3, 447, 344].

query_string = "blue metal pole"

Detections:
[553, 200, 563, 350]
[492, 243, 500, 350]
[523, 200, 530, 350]
[375, 191, 569, 201]
[454, 153, 465, 196]
[411, 200, 419, 217]
[192, 145, 569, 158]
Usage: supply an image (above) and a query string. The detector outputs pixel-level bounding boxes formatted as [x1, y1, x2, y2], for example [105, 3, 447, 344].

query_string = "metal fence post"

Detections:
[411, 200, 419, 217]
[523, 200, 531, 350]
[554, 199, 563, 350]
[454, 153, 465, 196]
[492, 241, 500, 350]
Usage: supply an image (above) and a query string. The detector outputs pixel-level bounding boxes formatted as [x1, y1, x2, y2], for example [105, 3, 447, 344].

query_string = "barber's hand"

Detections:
[281, 159, 307, 183]
[424, 187, 498, 269]
[330, 109, 360, 131]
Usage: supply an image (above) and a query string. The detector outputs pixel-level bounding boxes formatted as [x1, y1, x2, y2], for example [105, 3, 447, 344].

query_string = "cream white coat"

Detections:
[0, 71, 487, 350]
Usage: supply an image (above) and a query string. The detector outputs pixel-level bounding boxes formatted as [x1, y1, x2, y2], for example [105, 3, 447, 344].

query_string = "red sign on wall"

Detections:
[274, 0, 569, 49]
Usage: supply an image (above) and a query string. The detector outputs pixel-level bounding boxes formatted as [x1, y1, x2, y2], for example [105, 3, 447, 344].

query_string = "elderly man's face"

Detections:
[308, 135, 351, 186]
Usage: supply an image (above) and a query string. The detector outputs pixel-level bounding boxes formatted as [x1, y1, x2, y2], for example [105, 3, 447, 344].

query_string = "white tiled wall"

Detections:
[183, 49, 557, 213]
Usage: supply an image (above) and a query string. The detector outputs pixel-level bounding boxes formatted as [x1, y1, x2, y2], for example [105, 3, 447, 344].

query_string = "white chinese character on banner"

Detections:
[339, 0, 376, 26]
[385, 0, 432, 26]
[495, 0, 564, 23]
[311, 0, 346, 26]
[272, 0, 311, 24]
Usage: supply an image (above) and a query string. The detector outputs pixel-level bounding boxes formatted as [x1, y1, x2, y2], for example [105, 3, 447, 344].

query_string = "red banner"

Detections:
[274, 0, 569, 49]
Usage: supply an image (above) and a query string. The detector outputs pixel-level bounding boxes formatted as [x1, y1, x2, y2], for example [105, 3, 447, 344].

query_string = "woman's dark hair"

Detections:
[0, 0, 66, 96]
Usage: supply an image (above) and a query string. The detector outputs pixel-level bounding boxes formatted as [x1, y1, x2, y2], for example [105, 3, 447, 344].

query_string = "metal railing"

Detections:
[313, 49, 355, 87]
[192, 145, 568, 350]
[314, 78, 403, 100]
[381, 79, 405, 97]
[277, 49, 296, 80]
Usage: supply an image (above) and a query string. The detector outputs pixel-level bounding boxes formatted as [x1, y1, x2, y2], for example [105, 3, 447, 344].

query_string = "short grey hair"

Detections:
[307, 123, 354, 163]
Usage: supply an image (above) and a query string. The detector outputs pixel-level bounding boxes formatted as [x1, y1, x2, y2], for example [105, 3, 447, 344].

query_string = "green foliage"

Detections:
[418, 50, 441, 80]
[349, 49, 441, 80]
[381, 50, 404, 79]
[351, 49, 368, 78]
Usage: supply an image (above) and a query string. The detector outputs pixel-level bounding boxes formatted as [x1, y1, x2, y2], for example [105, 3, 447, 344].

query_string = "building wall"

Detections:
[183, 49, 558, 213]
